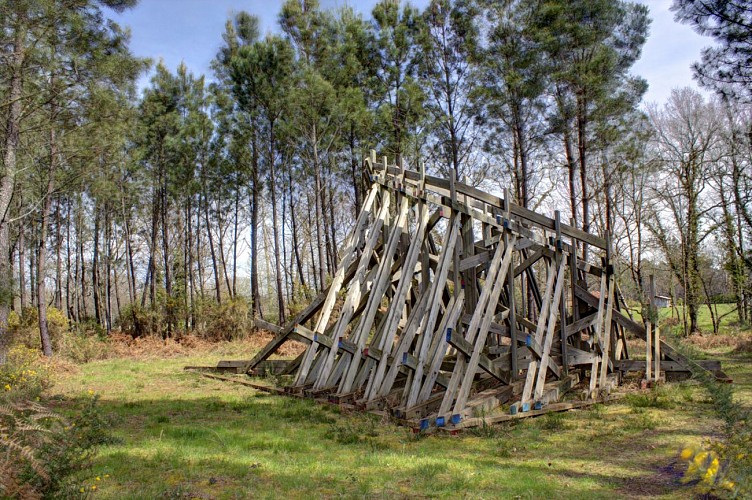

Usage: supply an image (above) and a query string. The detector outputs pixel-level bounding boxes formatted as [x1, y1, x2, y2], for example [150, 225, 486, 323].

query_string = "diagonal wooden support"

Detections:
[589, 272, 608, 395]
[363, 200, 431, 400]
[399, 215, 462, 405]
[520, 258, 557, 407]
[532, 257, 567, 400]
[437, 233, 514, 418]
[450, 234, 517, 417]
[294, 185, 384, 386]
[415, 292, 466, 404]
[598, 275, 616, 389]
[312, 196, 394, 389]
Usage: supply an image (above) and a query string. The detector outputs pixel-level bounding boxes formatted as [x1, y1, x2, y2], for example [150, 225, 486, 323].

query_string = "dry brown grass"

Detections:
[103, 328, 305, 361]
[685, 331, 752, 351]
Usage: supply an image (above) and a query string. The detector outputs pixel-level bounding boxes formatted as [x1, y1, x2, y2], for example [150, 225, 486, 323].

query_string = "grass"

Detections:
[37, 306, 751, 498]
[40, 336, 751, 500]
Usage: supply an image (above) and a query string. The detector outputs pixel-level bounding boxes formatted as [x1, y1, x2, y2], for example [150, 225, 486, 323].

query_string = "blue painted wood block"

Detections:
[534, 401, 543, 410]
[450, 414, 461, 425]
[420, 419, 429, 431]
[522, 402, 530, 412]
[446, 328, 452, 342]
[436, 416, 445, 427]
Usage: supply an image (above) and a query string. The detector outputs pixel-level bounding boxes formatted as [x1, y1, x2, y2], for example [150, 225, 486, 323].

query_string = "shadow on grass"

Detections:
[45, 389, 705, 499]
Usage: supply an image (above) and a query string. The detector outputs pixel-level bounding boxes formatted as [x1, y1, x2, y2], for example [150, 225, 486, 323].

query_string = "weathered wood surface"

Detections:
[216, 152, 721, 428]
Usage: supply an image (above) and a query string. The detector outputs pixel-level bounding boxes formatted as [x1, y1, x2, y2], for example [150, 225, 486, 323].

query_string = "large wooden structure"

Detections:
[231, 153, 719, 429]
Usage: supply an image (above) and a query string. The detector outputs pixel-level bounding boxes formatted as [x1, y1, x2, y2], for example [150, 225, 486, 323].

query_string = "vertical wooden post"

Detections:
[645, 274, 653, 381]
[649, 274, 660, 381]
[569, 218, 580, 351]
[555, 211, 568, 376]
[505, 189, 518, 378]
[450, 170, 460, 300]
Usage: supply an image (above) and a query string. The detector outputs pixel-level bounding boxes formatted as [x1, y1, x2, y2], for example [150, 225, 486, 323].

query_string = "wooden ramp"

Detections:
[213, 152, 722, 429]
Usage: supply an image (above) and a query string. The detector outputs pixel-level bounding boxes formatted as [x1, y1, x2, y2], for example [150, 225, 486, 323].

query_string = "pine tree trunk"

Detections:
[104, 202, 112, 332]
[187, 200, 196, 328]
[93, 205, 102, 326]
[269, 125, 286, 324]
[328, 185, 338, 269]
[161, 172, 172, 337]
[202, 191, 222, 304]
[312, 123, 326, 289]
[576, 94, 589, 262]
[250, 133, 262, 319]
[232, 185, 239, 299]
[349, 128, 361, 218]
[65, 197, 73, 319]
[37, 127, 57, 357]
[288, 167, 306, 292]
[18, 214, 26, 311]
[54, 201, 63, 310]
[0, 27, 25, 362]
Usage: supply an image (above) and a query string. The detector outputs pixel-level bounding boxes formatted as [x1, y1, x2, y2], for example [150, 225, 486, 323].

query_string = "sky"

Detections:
[109, 0, 712, 106]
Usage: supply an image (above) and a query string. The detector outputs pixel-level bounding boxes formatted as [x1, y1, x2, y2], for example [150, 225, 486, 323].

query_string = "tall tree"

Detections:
[474, 0, 549, 207]
[672, 0, 752, 102]
[213, 12, 264, 318]
[647, 88, 722, 334]
[418, 0, 479, 180]
[531, 0, 649, 257]
[371, 0, 426, 165]
[231, 36, 295, 323]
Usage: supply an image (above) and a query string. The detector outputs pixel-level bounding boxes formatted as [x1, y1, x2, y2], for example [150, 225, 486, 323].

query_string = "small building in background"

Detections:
[654, 295, 671, 308]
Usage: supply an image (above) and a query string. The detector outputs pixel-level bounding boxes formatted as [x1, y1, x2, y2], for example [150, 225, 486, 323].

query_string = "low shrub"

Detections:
[117, 303, 163, 338]
[58, 332, 110, 364]
[0, 345, 52, 401]
[0, 394, 116, 498]
[624, 387, 674, 410]
[196, 298, 251, 341]
[7, 307, 69, 352]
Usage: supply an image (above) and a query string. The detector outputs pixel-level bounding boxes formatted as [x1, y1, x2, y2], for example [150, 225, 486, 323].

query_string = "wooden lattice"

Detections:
[232, 152, 721, 430]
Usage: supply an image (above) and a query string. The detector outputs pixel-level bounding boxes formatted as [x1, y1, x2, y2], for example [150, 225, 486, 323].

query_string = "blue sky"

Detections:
[110, 0, 711, 105]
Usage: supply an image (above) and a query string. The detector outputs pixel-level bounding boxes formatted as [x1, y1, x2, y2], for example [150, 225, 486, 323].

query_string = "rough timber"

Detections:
[221, 152, 724, 429]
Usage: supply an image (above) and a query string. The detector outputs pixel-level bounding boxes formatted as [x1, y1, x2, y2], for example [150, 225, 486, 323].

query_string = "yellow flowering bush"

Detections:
[9, 306, 69, 351]
[679, 443, 747, 497]
[0, 345, 52, 401]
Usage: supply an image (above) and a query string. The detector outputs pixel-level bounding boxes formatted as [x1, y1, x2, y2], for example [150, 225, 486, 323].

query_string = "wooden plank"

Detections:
[438, 236, 510, 417]
[364, 200, 431, 399]
[313, 197, 394, 389]
[294, 188, 384, 385]
[598, 275, 616, 388]
[337, 195, 411, 394]
[520, 258, 557, 405]
[450, 394, 624, 429]
[446, 329, 508, 383]
[254, 318, 283, 335]
[240, 253, 363, 373]
[614, 359, 721, 372]
[533, 258, 567, 400]
[588, 272, 608, 395]
[401, 216, 462, 406]
[566, 312, 598, 338]
[415, 292, 466, 404]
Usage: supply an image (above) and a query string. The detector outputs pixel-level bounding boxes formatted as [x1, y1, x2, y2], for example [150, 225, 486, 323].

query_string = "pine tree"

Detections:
[672, 0, 752, 102]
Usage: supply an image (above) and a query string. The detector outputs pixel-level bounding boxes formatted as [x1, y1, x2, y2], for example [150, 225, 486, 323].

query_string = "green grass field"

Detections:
[43, 328, 751, 499]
